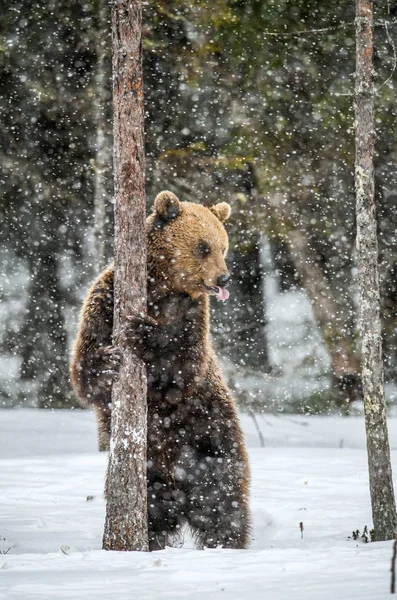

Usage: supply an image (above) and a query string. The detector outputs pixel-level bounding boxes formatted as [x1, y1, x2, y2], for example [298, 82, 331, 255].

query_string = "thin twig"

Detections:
[261, 18, 397, 39]
[391, 532, 397, 593]
[249, 410, 265, 448]
[262, 22, 350, 38]
[377, 20, 397, 92]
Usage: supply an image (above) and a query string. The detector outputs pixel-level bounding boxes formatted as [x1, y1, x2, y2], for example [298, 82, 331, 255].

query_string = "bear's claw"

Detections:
[125, 314, 158, 329]
[95, 346, 122, 379]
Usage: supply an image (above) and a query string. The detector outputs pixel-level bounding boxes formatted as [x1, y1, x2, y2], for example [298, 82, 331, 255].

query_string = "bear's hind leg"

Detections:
[189, 499, 250, 549]
[189, 494, 250, 549]
[148, 512, 183, 551]
[186, 461, 250, 550]
[148, 477, 186, 551]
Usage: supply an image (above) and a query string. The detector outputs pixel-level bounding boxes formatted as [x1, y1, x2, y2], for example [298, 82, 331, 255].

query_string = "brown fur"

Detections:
[70, 192, 251, 550]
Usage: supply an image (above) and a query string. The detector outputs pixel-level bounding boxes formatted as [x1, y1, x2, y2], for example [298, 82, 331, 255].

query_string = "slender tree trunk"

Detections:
[231, 238, 269, 371]
[267, 193, 361, 403]
[211, 166, 270, 389]
[355, 0, 397, 541]
[103, 0, 148, 552]
[270, 236, 299, 292]
[93, 0, 112, 273]
[213, 236, 269, 373]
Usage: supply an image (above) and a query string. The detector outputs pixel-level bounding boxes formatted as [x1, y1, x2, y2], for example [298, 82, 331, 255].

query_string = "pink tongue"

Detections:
[215, 286, 230, 302]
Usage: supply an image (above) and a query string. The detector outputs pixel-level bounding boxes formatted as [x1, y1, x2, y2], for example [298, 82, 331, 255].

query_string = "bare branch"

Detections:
[377, 20, 397, 92]
[262, 22, 351, 38]
[261, 18, 397, 40]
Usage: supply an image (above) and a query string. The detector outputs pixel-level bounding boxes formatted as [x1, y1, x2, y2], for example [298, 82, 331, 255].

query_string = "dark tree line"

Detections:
[2, 0, 397, 410]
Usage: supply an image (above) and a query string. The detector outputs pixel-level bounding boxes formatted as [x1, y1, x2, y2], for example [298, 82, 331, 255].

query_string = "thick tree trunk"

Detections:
[93, 0, 112, 273]
[267, 192, 361, 404]
[212, 165, 269, 377]
[103, 0, 148, 552]
[230, 238, 269, 371]
[355, 0, 397, 541]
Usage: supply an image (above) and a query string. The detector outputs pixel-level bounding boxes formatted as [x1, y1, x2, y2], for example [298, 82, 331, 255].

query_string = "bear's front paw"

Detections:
[121, 314, 158, 356]
[95, 346, 122, 387]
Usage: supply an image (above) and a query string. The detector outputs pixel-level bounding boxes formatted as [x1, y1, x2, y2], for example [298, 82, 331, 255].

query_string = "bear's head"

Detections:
[147, 191, 231, 301]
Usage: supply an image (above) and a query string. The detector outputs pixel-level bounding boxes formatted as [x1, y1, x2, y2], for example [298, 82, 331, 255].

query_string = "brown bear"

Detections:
[70, 191, 251, 550]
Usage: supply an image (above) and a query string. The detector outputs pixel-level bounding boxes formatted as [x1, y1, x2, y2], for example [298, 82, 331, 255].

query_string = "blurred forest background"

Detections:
[1, 0, 397, 413]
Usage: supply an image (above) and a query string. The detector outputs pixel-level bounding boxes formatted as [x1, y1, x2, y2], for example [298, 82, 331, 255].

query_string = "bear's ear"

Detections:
[209, 202, 231, 223]
[153, 191, 182, 222]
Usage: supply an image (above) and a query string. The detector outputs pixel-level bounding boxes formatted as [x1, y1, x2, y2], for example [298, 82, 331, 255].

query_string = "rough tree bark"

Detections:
[102, 0, 148, 552]
[355, 0, 397, 541]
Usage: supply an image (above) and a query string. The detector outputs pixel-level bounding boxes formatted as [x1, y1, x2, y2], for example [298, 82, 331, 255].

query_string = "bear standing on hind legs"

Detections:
[70, 191, 251, 550]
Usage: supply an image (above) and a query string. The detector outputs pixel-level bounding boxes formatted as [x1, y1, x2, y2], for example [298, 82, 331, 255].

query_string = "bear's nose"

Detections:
[216, 273, 231, 288]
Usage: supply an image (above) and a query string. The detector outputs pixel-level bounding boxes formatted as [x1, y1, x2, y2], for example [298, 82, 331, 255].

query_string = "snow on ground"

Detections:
[1, 409, 397, 599]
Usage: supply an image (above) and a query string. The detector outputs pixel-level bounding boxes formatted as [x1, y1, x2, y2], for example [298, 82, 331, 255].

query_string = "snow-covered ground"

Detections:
[1, 409, 397, 599]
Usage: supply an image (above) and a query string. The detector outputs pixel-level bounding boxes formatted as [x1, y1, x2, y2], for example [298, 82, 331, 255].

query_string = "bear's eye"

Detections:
[222, 247, 227, 256]
[197, 241, 211, 256]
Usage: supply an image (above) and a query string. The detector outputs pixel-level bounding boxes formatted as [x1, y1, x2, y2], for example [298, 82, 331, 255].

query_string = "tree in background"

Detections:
[140, 0, 362, 401]
[3, 1, 397, 411]
[143, 2, 271, 380]
[207, 0, 361, 402]
[355, 0, 396, 540]
[0, 2, 97, 407]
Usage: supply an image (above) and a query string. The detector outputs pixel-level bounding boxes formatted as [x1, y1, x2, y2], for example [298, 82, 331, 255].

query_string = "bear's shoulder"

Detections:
[82, 264, 114, 322]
